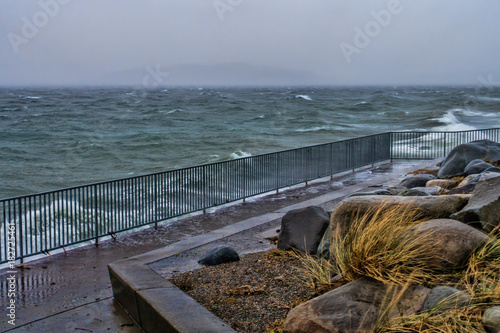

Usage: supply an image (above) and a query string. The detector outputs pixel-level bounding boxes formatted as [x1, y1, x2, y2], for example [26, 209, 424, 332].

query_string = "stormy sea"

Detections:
[1, 85, 499, 199]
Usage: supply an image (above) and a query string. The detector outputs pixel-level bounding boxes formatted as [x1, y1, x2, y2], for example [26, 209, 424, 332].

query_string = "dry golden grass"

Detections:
[407, 168, 440, 176]
[331, 202, 443, 285]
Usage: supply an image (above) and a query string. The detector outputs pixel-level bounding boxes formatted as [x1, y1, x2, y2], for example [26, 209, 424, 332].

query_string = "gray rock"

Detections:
[437, 140, 500, 179]
[197, 246, 240, 266]
[317, 225, 331, 259]
[426, 179, 459, 190]
[412, 219, 490, 269]
[464, 159, 497, 176]
[458, 174, 481, 187]
[402, 189, 431, 196]
[330, 195, 468, 242]
[277, 206, 329, 255]
[348, 189, 393, 198]
[450, 174, 500, 233]
[484, 166, 500, 174]
[284, 277, 430, 333]
[421, 286, 471, 312]
[448, 183, 476, 195]
[400, 174, 437, 188]
[483, 306, 500, 333]
[385, 185, 408, 195]
[404, 186, 442, 196]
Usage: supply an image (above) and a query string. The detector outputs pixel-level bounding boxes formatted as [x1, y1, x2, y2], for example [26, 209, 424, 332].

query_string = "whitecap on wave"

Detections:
[295, 95, 312, 101]
[159, 109, 182, 114]
[296, 125, 334, 133]
[229, 150, 252, 159]
[431, 109, 476, 131]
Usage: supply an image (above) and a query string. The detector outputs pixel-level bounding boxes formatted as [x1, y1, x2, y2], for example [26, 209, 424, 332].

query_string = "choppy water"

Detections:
[1, 86, 499, 198]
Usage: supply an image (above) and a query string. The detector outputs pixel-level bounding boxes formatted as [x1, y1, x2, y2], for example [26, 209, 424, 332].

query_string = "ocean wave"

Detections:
[295, 95, 312, 101]
[460, 109, 497, 117]
[431, 109, 476, 132]
[22, 96, 42, 99]
[229, 150, 252, 159]
[160, 109, 182, 114]
[295, 125, 335, 133]
[475, 95, 500, 102]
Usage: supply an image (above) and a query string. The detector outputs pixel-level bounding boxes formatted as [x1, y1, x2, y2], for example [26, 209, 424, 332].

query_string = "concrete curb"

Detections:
[108, 160, 440, 332]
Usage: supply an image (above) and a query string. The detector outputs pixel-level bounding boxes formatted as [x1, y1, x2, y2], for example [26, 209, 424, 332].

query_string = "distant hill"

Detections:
[101, 63, 323, 86]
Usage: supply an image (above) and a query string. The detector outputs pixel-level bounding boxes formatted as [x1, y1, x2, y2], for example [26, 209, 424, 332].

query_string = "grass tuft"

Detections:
[331, 202, 442, 285]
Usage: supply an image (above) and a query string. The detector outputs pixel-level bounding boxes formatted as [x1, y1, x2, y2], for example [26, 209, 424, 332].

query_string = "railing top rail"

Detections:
[0, 132, 393, 201]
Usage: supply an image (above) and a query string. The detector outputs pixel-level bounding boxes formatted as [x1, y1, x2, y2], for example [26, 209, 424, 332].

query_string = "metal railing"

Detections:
[1, 128, 499, 264]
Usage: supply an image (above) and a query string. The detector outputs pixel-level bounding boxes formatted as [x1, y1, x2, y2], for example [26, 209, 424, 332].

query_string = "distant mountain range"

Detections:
[101, 63, 324, 86]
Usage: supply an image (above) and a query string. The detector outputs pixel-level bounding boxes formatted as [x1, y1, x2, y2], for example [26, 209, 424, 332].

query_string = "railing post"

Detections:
[389, 132, 394, 163]
[154, 174, 158, 229]
[276, 153, 279, 194]
[443, 132, 447, 157]
[94, 185, 99, 247]
[203, 165, 207, 213]
[18, 199, 24, 263]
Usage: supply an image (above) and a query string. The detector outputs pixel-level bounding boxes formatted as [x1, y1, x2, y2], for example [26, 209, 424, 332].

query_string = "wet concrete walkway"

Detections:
[0, 160, 437, 332]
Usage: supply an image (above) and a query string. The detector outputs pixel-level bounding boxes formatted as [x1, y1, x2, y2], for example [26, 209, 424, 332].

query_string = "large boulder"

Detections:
[450, 174, 500, 233]
[277, 206, 329, 254]
[284, 277, 430, 333]
[412, 219, 490, 269]
[330, 195, 468, 241]
[437, 140, 500, 179]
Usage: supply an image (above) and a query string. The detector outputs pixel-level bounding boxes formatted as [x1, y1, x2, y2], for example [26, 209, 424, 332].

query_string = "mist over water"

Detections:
[0, 85, 499, 198]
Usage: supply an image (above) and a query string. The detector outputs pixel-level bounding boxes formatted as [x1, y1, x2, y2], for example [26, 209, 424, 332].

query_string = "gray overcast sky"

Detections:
[1, 0, 499, 86]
